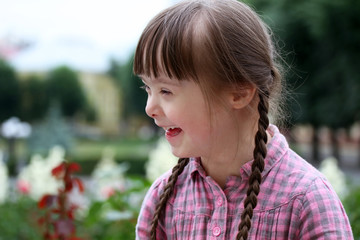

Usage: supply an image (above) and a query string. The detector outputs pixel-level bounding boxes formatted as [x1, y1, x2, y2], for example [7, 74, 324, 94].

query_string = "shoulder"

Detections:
[269, 150, 353, 238]
[136, 162, 193, 239]
[259, 150, 353, 238]
[135, 169, 172, 238]
[285, 149, 337, 199]
[263, 125, 329, 199]
[285, 149, 328, 191]
[296, 171, 353, 239]
[260, 147, 336, 209]
[143, 169, 173, 207]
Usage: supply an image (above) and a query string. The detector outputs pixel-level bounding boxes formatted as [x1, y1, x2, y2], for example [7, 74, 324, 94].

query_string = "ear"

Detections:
[228, 85, 257, 109]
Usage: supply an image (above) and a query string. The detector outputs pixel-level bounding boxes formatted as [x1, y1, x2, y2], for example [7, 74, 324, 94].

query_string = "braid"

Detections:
[150, 157, 190, 240]
[237, 92, 269, 240]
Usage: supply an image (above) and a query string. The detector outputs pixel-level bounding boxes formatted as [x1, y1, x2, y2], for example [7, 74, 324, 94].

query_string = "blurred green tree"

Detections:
[0, 59, 21, 122]
[249, 0, 360, 162]
[45, 66, 87, 119]
[19, 75, 48, 122]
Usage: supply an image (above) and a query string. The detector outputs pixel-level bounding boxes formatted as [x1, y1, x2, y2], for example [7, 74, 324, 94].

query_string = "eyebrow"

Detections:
[139, 75, 181, 86]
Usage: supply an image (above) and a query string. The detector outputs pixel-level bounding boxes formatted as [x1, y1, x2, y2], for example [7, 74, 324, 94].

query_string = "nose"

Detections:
[145, 94, 161, 118]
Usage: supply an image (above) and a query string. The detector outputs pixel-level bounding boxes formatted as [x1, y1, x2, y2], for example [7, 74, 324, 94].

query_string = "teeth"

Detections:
[165, 127, 177, 131]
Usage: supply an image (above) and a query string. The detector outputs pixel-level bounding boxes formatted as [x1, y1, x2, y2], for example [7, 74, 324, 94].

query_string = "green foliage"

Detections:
[0, 197, 42, 240]
[0, 175, 151, 240]
[249, 0, 360, 128]
[19, 75, 48, 122]
[342, 185, 360, 239]
[108, 57, 147, 119]
[45, 66, 87, 119]
[1, 63, 96, 124]
[78, 175, 151, 239]
[73, 156, 147, 176]
[83, 103, 98, 123]
[0, 59, 21, 122]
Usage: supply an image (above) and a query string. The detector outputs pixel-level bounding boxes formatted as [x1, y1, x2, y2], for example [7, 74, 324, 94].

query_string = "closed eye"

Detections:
[160, 89, 172, 95]
[140, 83, 172, 96]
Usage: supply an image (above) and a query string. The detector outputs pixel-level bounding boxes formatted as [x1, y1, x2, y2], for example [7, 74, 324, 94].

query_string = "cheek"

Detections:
[166, 96, 211, 137]
[165, 107, 184, 124]
[183, 111, 212, 141]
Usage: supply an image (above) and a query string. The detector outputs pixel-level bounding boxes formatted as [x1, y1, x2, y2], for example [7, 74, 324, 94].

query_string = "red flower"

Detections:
[73, 178, 85, 193]
[51, 162, 66, 178]
[68, 163, 81, 173]
[38, 194, 57, 209]
[65, 179, 73, 192]
[38, 161, 85, 239]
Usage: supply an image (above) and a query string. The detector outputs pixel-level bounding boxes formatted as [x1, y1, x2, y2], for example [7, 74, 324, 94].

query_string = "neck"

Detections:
[201, 113, 258, 188]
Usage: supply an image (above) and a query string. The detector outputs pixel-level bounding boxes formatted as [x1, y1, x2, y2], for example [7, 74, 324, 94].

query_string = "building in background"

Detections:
[79, 72, 121, 136]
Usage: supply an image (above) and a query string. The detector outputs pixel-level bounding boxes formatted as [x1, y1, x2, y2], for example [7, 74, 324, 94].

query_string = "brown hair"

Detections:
[134, 0, 283, 239]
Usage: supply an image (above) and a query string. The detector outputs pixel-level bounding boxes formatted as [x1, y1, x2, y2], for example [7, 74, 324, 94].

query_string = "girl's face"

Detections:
[141, 73, 236, 159]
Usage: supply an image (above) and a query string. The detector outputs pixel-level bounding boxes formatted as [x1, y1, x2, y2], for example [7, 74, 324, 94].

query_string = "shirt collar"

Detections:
[188, 124, 288, 180]
[189, 157, 207, 178]
[239, 124, 288, 179]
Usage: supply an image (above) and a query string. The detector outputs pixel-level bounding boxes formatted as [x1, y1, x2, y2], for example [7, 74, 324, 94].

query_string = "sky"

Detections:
[0, 0, 178, 72]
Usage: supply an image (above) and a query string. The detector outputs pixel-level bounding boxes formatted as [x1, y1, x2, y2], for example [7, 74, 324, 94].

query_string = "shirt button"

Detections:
[212, 226, 221, 236]
[216, 197, 223, 206]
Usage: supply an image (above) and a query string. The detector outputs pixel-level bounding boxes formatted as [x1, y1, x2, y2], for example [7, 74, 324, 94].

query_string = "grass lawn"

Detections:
[69, 137, 157, 176]
[72, 138, 155, 160]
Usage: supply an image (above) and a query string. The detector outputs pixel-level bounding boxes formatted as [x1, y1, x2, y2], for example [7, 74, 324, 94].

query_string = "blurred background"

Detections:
[0, 0, 359, 239]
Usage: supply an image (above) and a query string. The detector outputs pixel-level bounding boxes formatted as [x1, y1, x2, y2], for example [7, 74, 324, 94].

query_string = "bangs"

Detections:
[134, 2, 204, 81]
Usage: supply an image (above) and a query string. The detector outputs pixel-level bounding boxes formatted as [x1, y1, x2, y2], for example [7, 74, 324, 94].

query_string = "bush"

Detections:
[72, 156, 148, 176]
[343, 185, 360, 239]
[78, 175, 151, 239]
[0, 197, 42, 239]
[0, 177, 150, 240]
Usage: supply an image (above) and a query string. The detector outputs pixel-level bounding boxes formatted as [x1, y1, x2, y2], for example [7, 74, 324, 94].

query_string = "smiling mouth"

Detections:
[165, 127, 182, 137]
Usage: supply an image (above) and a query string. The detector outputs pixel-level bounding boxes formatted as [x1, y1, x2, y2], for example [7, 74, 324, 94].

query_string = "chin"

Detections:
[170, 148, 193, 159]
[171, 151, 185, 158]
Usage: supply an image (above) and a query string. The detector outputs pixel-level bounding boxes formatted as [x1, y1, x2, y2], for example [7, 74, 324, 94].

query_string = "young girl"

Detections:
[134, 0, 353, 239]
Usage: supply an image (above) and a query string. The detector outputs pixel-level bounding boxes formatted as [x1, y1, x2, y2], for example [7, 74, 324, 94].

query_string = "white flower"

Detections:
[91, 147, 127, 200]
[17, 146, 65, 200]
[67, 186, 91, 219]
[146, 137, 178, 182]
[319, 157, 348, 199]
[1, 117, 31, 139]
[103, 209, 133, 221]
[0, 151, 8, 204]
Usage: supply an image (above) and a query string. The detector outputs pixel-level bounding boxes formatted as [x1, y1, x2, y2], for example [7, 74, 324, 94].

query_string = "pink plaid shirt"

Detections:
[136, 125, 353, 239]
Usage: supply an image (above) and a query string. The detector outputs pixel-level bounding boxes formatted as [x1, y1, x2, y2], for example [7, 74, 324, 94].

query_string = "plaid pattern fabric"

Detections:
[136, 125, 353, 239]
